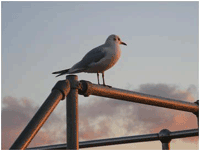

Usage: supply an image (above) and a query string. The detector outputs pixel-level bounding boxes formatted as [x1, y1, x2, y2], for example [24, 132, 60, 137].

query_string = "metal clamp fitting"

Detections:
[78, 80, 93, 97]
[52, 80, 70, 100]
[159, 129, 171, 143]
[193, 100, 199, 116]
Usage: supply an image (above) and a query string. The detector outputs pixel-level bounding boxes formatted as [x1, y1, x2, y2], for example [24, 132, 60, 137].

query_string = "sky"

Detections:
[1, 1, 199, 150]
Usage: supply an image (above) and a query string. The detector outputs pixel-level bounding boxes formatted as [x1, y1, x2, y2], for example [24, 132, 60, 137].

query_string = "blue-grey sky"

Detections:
[2, 1, 198, 101]
[2, 1, 199, 149]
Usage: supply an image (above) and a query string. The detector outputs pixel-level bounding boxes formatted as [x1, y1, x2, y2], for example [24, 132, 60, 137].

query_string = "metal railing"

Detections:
[27, 128, 198, 150]
[10, 75, 199, 150]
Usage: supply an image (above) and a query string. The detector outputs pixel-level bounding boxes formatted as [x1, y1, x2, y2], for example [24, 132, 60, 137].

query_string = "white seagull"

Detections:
[52, 34, 127, 86]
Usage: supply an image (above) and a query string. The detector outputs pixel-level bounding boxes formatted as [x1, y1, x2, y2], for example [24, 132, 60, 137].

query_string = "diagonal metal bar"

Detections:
[26, 128, 199, 150]
[10, 80, 70, 150]
[78, 80, 198, 113]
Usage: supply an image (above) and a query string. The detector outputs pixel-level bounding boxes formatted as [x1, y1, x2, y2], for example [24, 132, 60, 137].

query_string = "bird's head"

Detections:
[105, 34, 127, 46]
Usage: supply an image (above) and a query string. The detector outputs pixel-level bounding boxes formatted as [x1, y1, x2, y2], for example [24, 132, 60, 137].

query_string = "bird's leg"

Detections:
[97, 72, 100, 85]
[102, 72, 112, 88]
[102, 72, 105, 86]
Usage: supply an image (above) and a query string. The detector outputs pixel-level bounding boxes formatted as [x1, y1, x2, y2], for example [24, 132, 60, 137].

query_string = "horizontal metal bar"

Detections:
[78, 81, 199, 113]
[26, 128, 198, 150]
[170, 128, 199, 138]
[10, 80, 70, 150]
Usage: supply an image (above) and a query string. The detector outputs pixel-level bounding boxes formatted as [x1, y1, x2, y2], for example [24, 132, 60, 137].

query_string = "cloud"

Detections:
[79, 119, 110, 140]
[2, 84, 198, 150]
[132, 83, 198, 132]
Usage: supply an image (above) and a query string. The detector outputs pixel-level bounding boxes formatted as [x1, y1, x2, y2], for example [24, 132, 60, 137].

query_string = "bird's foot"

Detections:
[99, 84, 112, 88]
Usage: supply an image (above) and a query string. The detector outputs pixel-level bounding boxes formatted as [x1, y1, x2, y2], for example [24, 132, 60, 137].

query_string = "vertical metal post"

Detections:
[161, 142, 170, 150]
[159, 129, 171, 150]
[66, 75, 79, 150]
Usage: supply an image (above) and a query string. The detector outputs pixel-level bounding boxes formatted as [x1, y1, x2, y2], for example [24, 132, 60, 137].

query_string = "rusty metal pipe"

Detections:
[66, 75, 79, 150]
[79, 81, 198, 113]
[10, 80, 70, 150]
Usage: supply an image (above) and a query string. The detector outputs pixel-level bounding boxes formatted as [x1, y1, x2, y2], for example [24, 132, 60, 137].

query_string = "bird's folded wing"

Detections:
[68, 45, 107, 73]
[79, 45, 107, 67]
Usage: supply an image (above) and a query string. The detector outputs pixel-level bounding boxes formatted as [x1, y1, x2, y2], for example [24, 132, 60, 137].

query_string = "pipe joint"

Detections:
[52, 80, 70, 100]
[193, 100, 199, 117]
[79, 80, 93, 97]
[66, 75, 82, 90]
[158, 129, 171, 143]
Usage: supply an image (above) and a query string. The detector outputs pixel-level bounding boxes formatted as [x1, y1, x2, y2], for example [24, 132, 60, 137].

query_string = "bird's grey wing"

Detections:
[70, 45, 106, 72]
[82, 45, 107, 64]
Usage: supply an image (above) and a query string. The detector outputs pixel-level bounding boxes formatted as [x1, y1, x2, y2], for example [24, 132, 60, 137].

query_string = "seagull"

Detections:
[52, 34, 127, 86]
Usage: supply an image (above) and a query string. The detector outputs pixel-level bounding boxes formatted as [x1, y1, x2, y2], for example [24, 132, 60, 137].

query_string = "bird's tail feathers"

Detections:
[52, 69, 70, 77]
[52, 67, 86, 77]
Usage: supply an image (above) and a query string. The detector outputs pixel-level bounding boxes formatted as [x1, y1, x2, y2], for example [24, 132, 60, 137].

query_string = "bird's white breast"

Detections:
[103, 45, 121, 71]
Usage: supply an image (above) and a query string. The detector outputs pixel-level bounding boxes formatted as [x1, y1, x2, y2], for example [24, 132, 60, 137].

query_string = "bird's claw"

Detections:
[99, 84, 112, 88]
[105, 85, 112, 88]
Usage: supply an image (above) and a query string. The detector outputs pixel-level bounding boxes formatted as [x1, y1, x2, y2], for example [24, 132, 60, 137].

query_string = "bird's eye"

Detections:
[118, 38, 120, 41]
[113, 38, 116, 41]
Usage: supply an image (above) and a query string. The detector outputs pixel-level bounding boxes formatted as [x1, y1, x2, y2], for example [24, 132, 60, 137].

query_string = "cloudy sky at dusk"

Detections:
[2, 1, 198, 150]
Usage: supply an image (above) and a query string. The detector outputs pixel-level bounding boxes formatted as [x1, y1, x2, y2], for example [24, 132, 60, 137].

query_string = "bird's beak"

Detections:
[120, 41, 127, 46]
